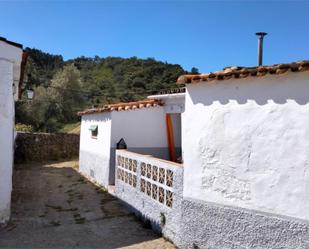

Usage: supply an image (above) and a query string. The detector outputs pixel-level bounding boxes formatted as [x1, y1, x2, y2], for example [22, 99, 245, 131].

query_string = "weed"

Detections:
[160, 212, 166, 226]
[74, 216, 86, 224]
[193, 243, 200, 249]
[95, 187, 107, 194]
[73, 213, 81, 218]
[59, 207, 78, 212]
[77, 177, 85, 183]
[45, 204, 62, 211]
[49, 220, 61, 226]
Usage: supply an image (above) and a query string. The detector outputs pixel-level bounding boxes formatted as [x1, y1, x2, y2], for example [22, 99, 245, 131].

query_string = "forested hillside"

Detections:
[16, 48, 195, 132]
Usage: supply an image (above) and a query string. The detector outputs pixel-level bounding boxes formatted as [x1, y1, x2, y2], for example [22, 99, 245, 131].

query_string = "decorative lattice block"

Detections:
[141, 162, 146, 176]
[146, 164, 152, 179]
[152, 184, 158, 200]
[140, 179, 146, 193]
[166, 190, 173, 208]
[129, 159, 133, 171]
[121, 169, 124, 181]
[125, 171, 129, 183]
[146, 181, 151, 196]
[128, 173, 133, 185]
[166, 169, 174, 187]
[132, 160, 137, 172]
[152, 165, 158, 181]
[133, 175, 137, 187]
[159, 187, 165, 204]
[159, 168, 165, 184]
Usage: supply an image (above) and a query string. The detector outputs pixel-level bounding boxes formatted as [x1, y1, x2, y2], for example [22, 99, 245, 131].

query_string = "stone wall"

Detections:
[14, 132, 79, 163]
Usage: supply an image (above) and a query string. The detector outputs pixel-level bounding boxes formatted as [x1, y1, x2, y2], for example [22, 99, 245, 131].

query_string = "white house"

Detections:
[177, 60, 309, 248]
[0, 37, 26, 224]
[78, 91, 185, 188]
[79, 60, 309, 248]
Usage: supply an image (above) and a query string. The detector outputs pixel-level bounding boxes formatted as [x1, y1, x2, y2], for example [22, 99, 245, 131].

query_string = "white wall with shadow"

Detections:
[182, 71, 309, 221]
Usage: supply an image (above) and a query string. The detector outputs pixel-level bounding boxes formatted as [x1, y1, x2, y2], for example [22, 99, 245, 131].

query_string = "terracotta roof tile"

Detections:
[78, 99, 163, 116]
[177, 60, 309, 84]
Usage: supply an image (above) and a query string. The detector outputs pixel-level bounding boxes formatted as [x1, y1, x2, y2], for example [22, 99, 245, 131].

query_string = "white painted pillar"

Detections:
[0, 59, 14, 223]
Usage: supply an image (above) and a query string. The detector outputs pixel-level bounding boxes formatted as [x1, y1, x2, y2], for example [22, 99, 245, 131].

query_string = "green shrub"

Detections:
[15, 123, 34, 133]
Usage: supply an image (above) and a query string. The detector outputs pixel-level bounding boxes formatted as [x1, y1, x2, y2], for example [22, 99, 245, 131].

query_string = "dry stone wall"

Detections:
[14, 132, 79, 163]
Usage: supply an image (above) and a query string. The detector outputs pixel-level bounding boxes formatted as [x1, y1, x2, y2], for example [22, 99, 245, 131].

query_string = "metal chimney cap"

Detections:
[256, 32, 268, 37]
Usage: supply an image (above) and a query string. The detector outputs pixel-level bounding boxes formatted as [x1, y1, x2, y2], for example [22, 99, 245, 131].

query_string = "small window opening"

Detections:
[89, 124, 98, 138]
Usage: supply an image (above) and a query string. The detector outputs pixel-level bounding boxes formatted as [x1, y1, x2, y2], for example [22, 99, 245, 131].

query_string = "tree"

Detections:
[191, 67, 199, 74]
[16, 86, 62, 132]
[17, 48, 191, 133]
[50, 64, 85, 123]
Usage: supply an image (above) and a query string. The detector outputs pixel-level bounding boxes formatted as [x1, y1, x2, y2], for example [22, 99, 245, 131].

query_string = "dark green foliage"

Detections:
[191, 67, 199, 74]
[24, 48, 64, 87]
[16, 48, 191, 132]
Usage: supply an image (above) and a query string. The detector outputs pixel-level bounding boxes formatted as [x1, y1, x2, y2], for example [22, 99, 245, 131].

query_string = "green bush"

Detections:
[15, 123, 34, 133]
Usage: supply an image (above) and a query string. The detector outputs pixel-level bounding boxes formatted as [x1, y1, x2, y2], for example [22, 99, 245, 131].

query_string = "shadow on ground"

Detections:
[0, 160, 174, 249]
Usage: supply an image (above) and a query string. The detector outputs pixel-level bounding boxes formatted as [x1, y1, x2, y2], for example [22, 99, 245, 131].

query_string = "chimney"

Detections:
[255, 32, 267, 66]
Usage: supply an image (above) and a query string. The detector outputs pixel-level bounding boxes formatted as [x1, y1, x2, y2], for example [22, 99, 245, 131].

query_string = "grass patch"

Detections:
[60, 122, 80, 134]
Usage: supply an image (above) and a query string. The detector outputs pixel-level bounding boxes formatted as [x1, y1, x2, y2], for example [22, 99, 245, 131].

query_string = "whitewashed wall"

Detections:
[79, 102, 185, 187]
[0, 41, 22, 223]
[183, 71, 309, 220]
[110, 107, 169, 184]
[111, 107, 168, 153]
[0, 59, 14, 223]
[79, 112, 112, 187]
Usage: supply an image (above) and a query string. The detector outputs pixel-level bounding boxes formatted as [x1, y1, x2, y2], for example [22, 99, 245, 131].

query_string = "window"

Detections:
[89, 124, 98, 138]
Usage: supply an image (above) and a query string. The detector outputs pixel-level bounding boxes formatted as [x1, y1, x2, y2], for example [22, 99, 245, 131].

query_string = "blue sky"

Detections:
[0, 1, 308, 72]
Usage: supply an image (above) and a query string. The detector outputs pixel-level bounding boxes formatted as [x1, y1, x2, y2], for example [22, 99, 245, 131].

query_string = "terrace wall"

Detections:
[14, 132, 79, 163]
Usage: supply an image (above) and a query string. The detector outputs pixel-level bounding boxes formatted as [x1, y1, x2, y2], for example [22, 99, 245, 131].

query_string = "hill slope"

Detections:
[16, 48, 194, 132]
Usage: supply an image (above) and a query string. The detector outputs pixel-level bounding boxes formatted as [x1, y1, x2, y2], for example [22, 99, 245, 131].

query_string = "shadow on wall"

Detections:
[119, 199, 163, 234]
[189, 73, 309, 106]
[4, 161, 163, 248]
[82, 113, 111, 122]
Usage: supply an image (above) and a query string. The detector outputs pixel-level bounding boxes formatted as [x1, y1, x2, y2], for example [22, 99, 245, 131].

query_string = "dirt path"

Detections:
[0, 161, 175, 249]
